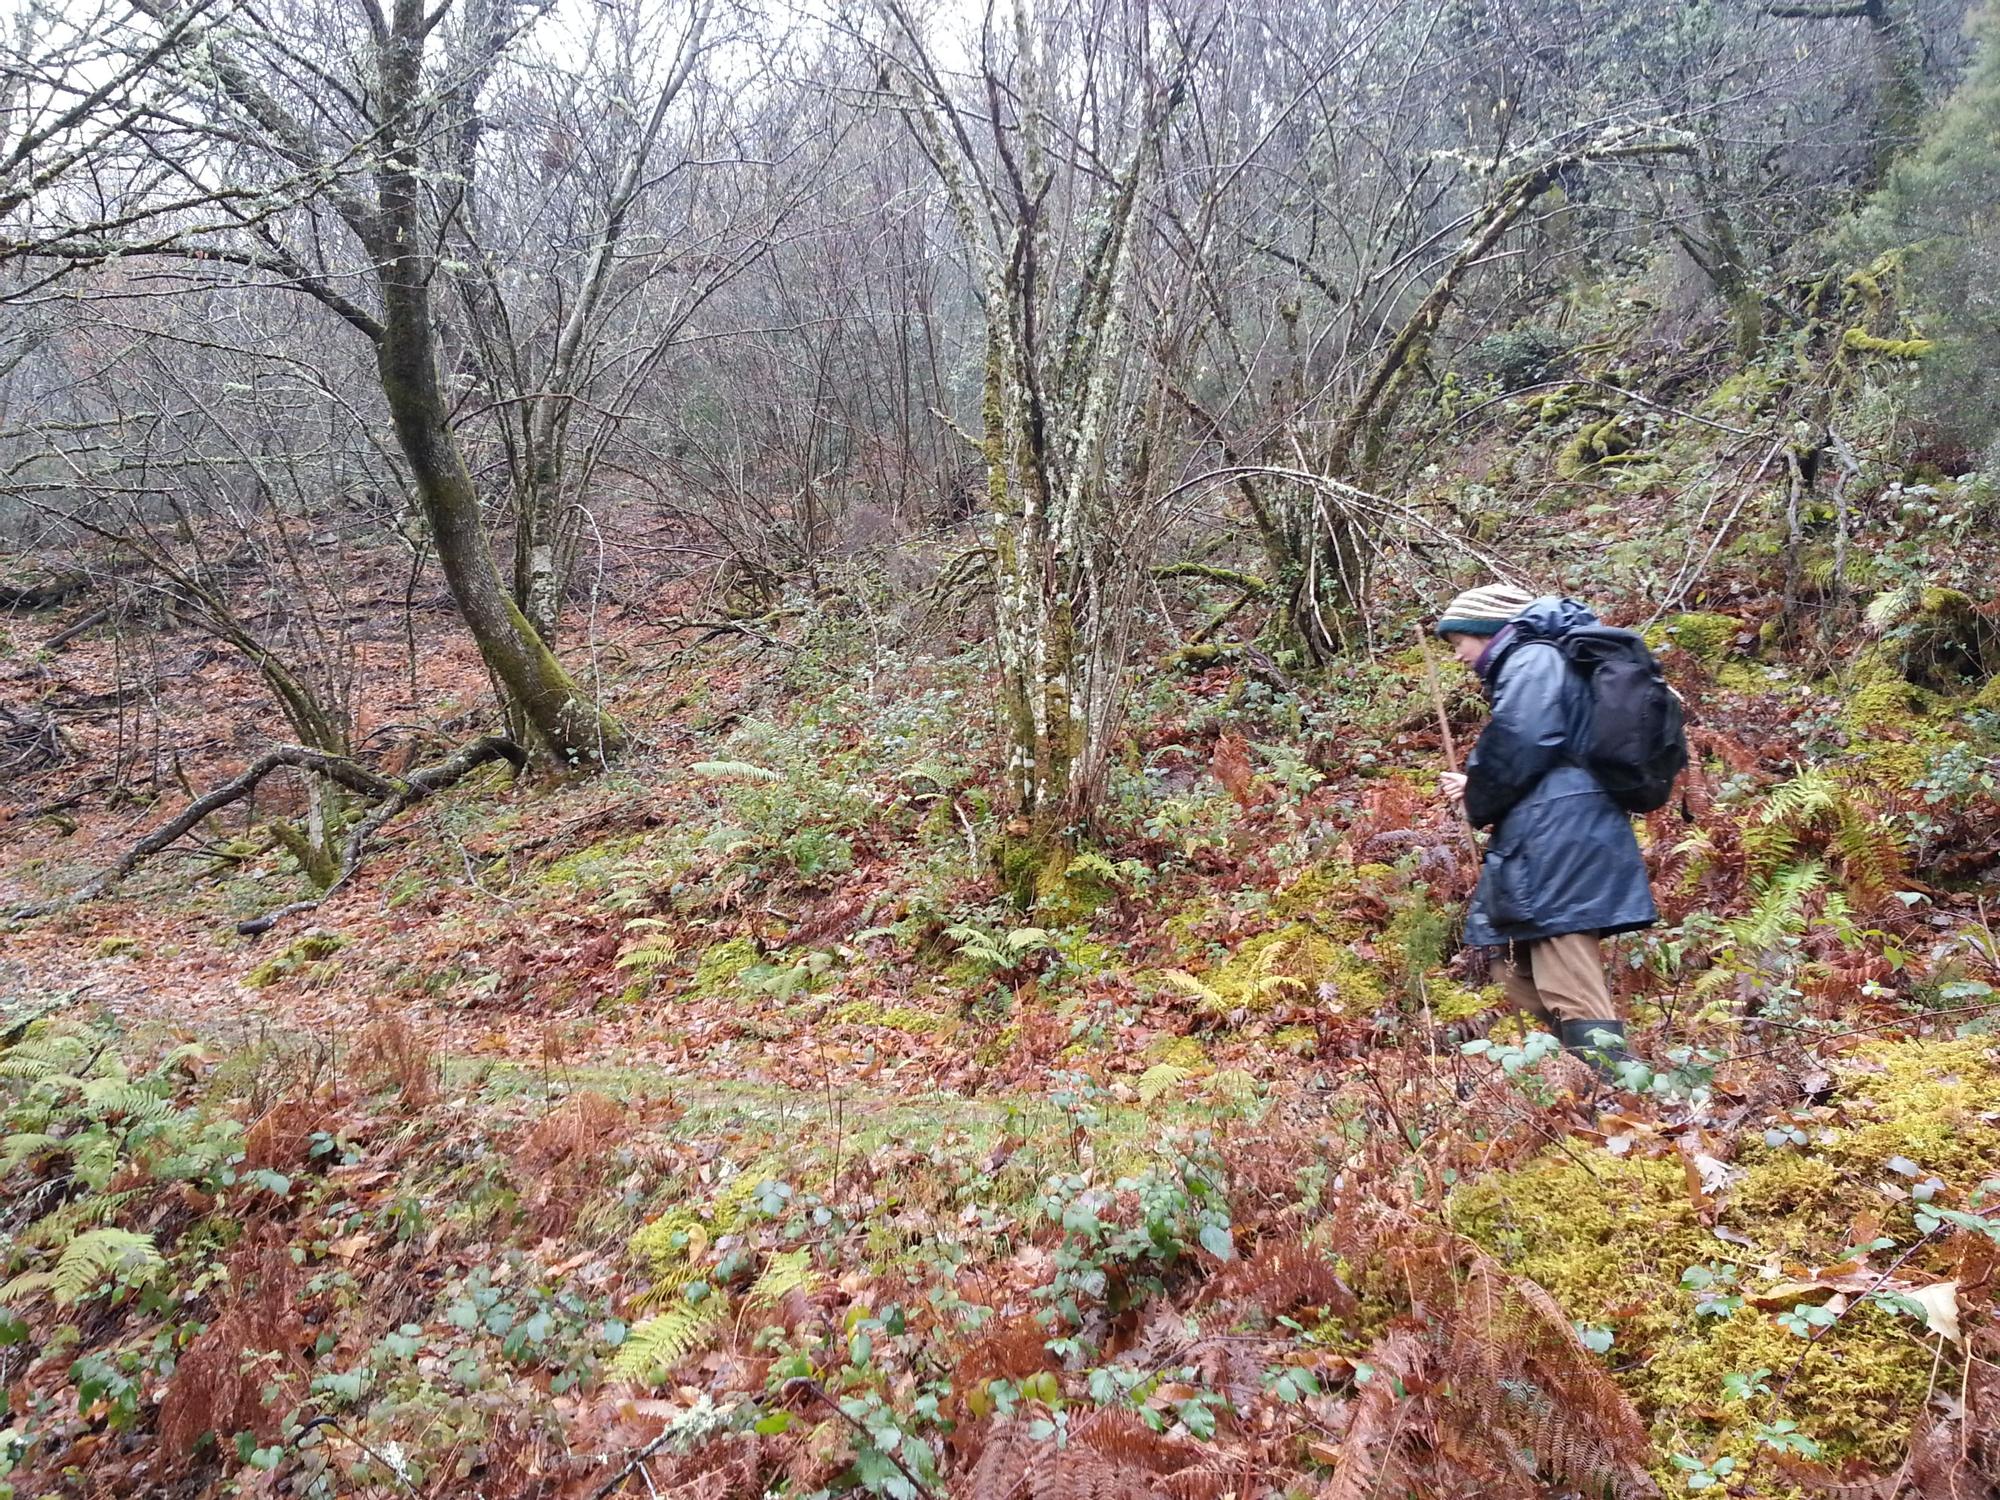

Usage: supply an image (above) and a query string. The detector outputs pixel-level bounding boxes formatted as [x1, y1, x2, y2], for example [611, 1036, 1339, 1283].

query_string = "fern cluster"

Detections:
[0, 1021, 234, 1317]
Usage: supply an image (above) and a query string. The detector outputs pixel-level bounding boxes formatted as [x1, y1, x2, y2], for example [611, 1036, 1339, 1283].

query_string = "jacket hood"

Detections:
[1510, 595, 1600, 641]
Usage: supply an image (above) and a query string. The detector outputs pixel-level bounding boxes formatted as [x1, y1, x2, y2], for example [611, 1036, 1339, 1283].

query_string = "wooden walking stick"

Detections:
[1417, 625, 1483, 867]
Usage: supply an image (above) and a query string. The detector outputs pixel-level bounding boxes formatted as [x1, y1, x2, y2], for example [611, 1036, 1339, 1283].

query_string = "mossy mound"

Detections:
[1848, 737, 1931, 791]
[1844, 675, 1925, 732]
[1268, 860, 1361, 922]
[1647, 612, 1743, 666]
[1556, 417, 1646, 477]
[1450, 1155, 1714, 1363]
[1425, 980, 1500, 1022]
[1144, 1035, 1209, 1069]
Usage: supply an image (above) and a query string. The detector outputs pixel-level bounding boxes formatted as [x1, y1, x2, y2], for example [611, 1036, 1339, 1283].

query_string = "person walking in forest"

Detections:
[1433, 584, 1671, 1077]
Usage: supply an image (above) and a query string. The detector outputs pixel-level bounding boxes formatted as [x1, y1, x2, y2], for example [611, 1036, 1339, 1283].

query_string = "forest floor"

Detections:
[5, 379, 2000, 1498]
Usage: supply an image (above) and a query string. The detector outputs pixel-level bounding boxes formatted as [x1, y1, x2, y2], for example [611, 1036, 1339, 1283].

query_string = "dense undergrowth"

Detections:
[6, 265, 2000, 1498]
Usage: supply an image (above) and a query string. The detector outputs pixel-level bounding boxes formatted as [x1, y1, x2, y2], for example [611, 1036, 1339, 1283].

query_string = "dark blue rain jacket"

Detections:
[1461, 597, 1659, 947]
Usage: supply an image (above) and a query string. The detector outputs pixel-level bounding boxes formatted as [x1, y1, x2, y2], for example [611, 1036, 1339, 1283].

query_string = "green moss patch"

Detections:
[245, 932, 348, 989]
[1647, 612, 1743, 666]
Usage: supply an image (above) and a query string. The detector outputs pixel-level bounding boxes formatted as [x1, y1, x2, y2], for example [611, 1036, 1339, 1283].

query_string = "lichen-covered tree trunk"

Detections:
[374, 3, 622, 767]
[888, 0, 1180, 847]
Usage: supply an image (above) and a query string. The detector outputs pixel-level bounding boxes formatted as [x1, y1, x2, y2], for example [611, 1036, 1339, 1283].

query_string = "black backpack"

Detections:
[1556, 626, 1689, 814]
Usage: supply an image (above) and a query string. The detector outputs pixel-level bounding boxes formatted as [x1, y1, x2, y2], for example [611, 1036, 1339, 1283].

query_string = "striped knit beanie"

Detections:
[1434, 583, 1535, 637]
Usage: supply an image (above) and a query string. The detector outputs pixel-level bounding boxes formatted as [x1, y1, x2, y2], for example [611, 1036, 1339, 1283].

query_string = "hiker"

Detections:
[1433, 585, 1662, 1076]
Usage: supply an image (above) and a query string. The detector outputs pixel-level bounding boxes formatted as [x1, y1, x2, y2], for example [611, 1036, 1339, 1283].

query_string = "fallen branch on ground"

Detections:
[5, 737, 526, 931]
[0, 571, 90, 610]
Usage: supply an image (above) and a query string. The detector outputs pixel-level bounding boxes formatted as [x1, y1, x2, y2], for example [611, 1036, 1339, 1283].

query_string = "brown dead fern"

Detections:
[1323, 1207, 1662, 1500]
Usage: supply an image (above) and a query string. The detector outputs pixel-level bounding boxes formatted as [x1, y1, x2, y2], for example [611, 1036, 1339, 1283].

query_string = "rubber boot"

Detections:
[1558, 1018, 1630, 1081]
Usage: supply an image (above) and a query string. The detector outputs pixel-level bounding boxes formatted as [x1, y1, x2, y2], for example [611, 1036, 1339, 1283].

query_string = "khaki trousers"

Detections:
[1493, 932, 1618, 1026]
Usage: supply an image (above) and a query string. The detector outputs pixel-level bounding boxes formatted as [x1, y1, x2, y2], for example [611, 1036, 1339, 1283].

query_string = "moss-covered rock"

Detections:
[1556, 417, 1646, 478]
[1647, 612, 1743, 667]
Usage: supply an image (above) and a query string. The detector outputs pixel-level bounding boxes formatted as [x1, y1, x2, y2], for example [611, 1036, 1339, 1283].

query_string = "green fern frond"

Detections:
[746, 1249, 818, 1307]
[2, 1227, 162, 1306]
[0, 1272, 55, 1304]
[1761, 770, 1843, 829]
[1731, 862, 1828, 951]
[80, 1078, 174, 1122]
[689, 760, 781, 782]
[1741, 822, 1800, 883]
[1159, 970, 1227, 1009]
[0, 1032, 94, 1081]
[615, 938, 681, 974]
[608, 1300, 723, 1384]
[1865, 583, 1921, 632]
[22, 1189, 143, 1247]
[1065, 851, 1119, 882]
[0, 1131, 64, 1172]
[1138, 1063, 1191, 1105]
[71, 1132, 120, 1191]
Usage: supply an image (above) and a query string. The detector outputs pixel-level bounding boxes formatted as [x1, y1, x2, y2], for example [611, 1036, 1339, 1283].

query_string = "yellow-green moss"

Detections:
[1968, 674, 2000, 712]
[833, 1001, 949, 1035]
[245, 932, 347, 988]
[1646, 612, 1742, 666]
[1269, 861, 1353, 921]
[1824, 1039, 2000, 1192]
[1556, 417, 1644, 478]
[1208, 924, 1383, 1013]
[93, 935, 142, 960]
[1845, 676, 1924, 732]
[1451, 1154, 1715, 1358]
[1425, 980, 1499, 1023]
[1714, 661, 1777, 694]
[1840, 327, 1933, 359]
[1644, 1303, 1935, 1482]
[538, 834, 645, 891]
[1849, 737, 1930, 791]
[1451, 1140, 1942, 1491]
[1704, 366, 1780, 414]
[691, 937, 760, 994]
[1144, 1035, 1209, 1069]
[628, 1208, 706, 1275]
[1729, 1152, 1858, 1260]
